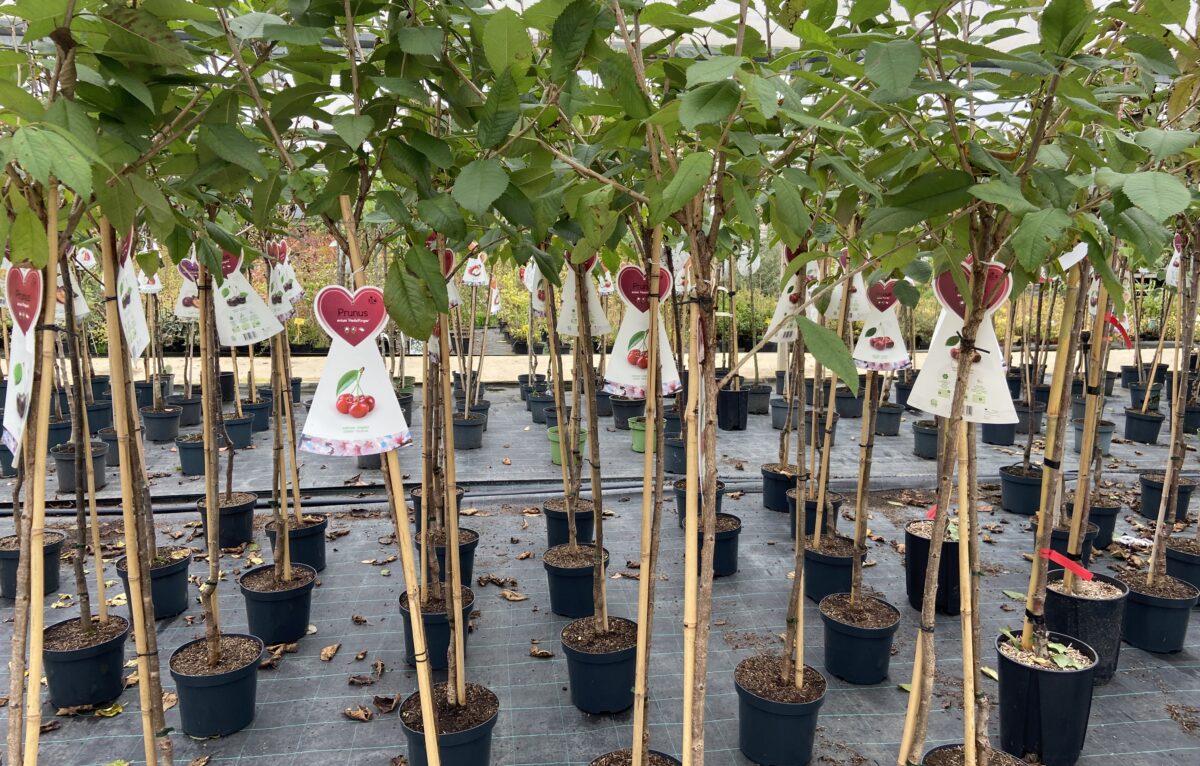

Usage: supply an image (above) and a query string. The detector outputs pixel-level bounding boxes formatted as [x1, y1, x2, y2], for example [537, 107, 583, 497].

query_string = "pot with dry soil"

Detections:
[117, 547, 192, 620]
[999, 464, 1042, 515]
[903, 519, 959, 616]
[399, 586, 475, 670]
[198, 491, 257, 548]
[543, 545, 608, 618]
[169, 633, 264, 737]
[674, 479, 725, 529]
[1138, 472, 1196, 522]
[818, 593, 900, 685]
[786, 489, 844, 541]
[224, 414, 256, 448]
[1165, 538, 1200, 593]
[401, 682, 499, 766]
[803, 535, 864, 603]
[1123, 407, 1165, 444]
[922, 745, 1025, 766]
[0, 530, 65, 599]
[51, 441, 108, 494]
[42, 615, 130, 708]
[140, 404, 183, 442]
[265, 513, 329, 573]
[561, 616, 638, 714]
[238, 563, 318, 645]
[761, 463, 800, 512]
[1044, 571, 1128, 685]
[414, 527, 479, 586]
[543, 496, 594, 547]
[734, 654, 826, 766]
[1117, 571, 1198, 653]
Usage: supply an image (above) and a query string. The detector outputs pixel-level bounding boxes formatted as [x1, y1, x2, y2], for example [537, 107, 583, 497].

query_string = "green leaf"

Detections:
[1133, 128, 1200, 160]
[394, 27, 443, 57]
[332, 114, 374, 151]
[598, 54, 650, 120]
[95, 176, 137, 234]
[477, 70, 520, 149]
[968, 180, 1039, 215]
[100, 7, 193, 67]
[887, 169, 975, 218]
[790, 19, 834, 50]
[865, 40, 921, 92]
[251, 174, 284, 230]
[1123, 172, 1191, 221]
[679, 81, 740, 130]
[893, 280, 920, 307]
[483, 8, 534, 75]
[1011, 208, 1071, 272]
[384, 258, 438, 339]
[772, 177, 810, 246]
[746, 74, 779, 119]
[226, 12, 284, 39]
[203, 221, 242, 258]
[262, 24, 327, 46]
[981, 666, 999, 681]
[551, 0, 598, 81]
[849, 0, 889, 24]
[407, 244, 449, 313]
[199, 124, 268, 178]
[796, 316, 857, 395]
[1040, 0, 1092, 58]
[861, 206, 927, 236]
[648, 151, 713, 225]
[10, 127, 52, 187]
[408, 131, 453, 169]
[452, 159, 509, 216]
[1002, 590, 1026, 601]
[686, 56, 743, 87]
[416, 195, 466, 241]
[129, 174, 172, 229]
[9, 207, 48, 268]
[335, 369, 360, 395]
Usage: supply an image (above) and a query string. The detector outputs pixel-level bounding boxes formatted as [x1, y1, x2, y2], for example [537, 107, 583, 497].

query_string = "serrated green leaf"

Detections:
[550, 0, 598, 81]
[416, 195, 466, 241]
[394, 27, 443, 57]
[893, 280, 920, 307]
[9, 207, 48, 268]
[483, 8, 534, 75]
[200, 124, 268, 178]
[1123, 172, 1191, 221]
[477, 70, 520, 149]
[797, 316, 857, 395]
[887, 169, 975, 217]
[100, 7, 193, 67]
[332, 114, 374, 151]
[407, 244, 449, 313]
[452, 160, 509, 217]
[1040, 0, 1092, 58]
[679, 81, 740, 130]
[686, 56, 743, 87]
[262, 24, 326, 46]
[1012, 208, 1071, 272]
[861, 207, 926, 236]
[968, 180, 1038, 215]
[865, 40, 921, 92]
[649, 151, 712, 225]
[772, 176, 810, 248]
[1133, 128, 1200, 160]
[226, 11, 284, 40]
[384, 259, 438, 339]
[95, 176, 137, 234]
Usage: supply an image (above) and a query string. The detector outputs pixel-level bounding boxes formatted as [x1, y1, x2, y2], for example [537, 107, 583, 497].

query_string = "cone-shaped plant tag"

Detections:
[137, 269, 162, 294]
[489, 277, 502, 315]
[2, 266, 42, 457]
[597, 269, 615, 295]
[521, 260, 545, 315]
[852, 279, 911, 371]
[212, 250, 283, 346]
[54, 269, 89, 323]
[765, 246, 807, 342]
[267, 241, 303, 321]
[116, 229, 150, 359]
[909, 260, 1017, 423]
[604, 264, 681, 398]
[175, 256, 200, 322]
[462, 254, 488, 287]
[428, 234, 462, 308]
[557, 254, 612, 337]
[74, 246, 98, 271]
[806, 250, 869, 322]
[300, 285, 411, 455]
[1165, 233, 1182, 289]
[673, 253, 692, 294]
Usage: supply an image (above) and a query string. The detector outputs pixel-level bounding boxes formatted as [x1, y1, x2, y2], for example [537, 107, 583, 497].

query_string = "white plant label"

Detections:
[489, 278, 501, 315]
[175, 257, 200, 322]
[597, 269, 615, 295]
[1166, 233, 1182, 289]
[908, 261, 1017, 424]
[765, 247, 808, 342]
[138, 270, 163, 294]
[54, 268, 89, 324]
[299, 285, 411, 456]
[853, 279, 911, 371]
[603, 265, 682, 399]
[2, 266, 42, 457]
[213, 251, 283, 347]
[521, 260, 545, 315]
[462, 255, 488, 287]
[557, 256, 612, 338]
[74, 247, 98, 270]
[116, 231, 150, 360]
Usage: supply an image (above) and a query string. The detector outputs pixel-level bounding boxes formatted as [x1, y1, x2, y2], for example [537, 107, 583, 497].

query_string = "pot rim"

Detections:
[399, 685, 499, 742]
[42, 614, 131, 660]
[168, 633, 264, 685]
[817, 593, 901, 633]
[399, 586, 476, 616]
[733, 658, 828, 713]
[542, 546, 610, 573]
[1123, 574, 1200, 606]
[560, 616, 638, 659]
[238, 563, 318, 599]
[1045, 570, 1129, 600]
[994, 630, 1098, 673]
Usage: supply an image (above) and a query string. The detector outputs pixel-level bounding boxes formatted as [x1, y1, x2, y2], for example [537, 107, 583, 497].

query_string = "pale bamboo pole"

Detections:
[543, 282, 579, 549]
[848, 370, 877, 606]
[1140, 293, 1173, 414]
[956, 419, 977, 766]
[247, 342, 258, 404]
[21, 185, 62, 764]
[230, 346, 244, 418]
[271, 335, 292, 583]
[99, 218, 159, 766]
[79, 367, 106, 621]
[197, 259, 223, 666]
[729, 261, 739, 390]
[419, 348, 432, 599]
[812, 268, 853, 547]
[275, 338, 303, 524]
[465, 285, 478, 407]
[574, 263, 608, 628]
[437, 312, 467, 705]
[680, 297, 701, 766]
[472, 297, 491, 406]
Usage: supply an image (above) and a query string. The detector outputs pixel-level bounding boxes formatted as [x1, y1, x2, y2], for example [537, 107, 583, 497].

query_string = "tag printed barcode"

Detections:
[964, 405, 974, 416]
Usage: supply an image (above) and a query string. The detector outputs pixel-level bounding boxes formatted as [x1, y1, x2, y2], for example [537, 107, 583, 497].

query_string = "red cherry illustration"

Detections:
[885, 338, 895, 349]
[637, 356, 649, 369]
[349, 401, 370, 419]
[627, 350, 641, 365]
[336, 394, 354, 414]
[363, 395, 376, 412]
[788, 292, 801, 305]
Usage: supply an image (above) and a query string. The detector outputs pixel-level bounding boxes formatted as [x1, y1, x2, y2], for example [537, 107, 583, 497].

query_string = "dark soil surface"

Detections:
[673, 479, 725, 491]
[734, 654, 826, 704]
[265, 514, 327, 532]
[561, 616, 637, 653]
[400, 681, 498, 734]
[1004, 464, 1043, 479]
[220, 491, 256, 508]
[544, 496, 594, 513]
[44, 615, 128, 652]
[50, 442, 105, 455]
[116, 546, 191, 572]
[240, 565, 315, 593]
[590, 749, 679, 766]
[170, 634, 262, 677]
[820, 593, 899, 628]
[1142, 472, 1196, 487]
[176, 433, 204, 443]
[1166, 538, 1200, 555]
[762, 463, 801, 476]
[399, 586, 473, 615]
[0, 530, 65, 551]
[923, 745, 1026, 766]
[1118, 570, 1198, 599]
[410, 486, 464, 499]
[545, 544, 604, 569]
[715, 513, 741, 533]
[425, 527, 480, 546]
[806, 534, 857, 556]
[906, 519, 936, 539]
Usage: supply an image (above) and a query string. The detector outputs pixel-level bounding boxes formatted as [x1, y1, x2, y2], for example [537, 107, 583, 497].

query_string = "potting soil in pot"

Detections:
[169, 634, 263, 737]
[561, 615, 637, 713]
[923, 745, 1025, 766]
[734, 654, 826, 766]
[590, 751, 680, 766]
[401, 681, 499, 766]
[42, 614, 130, 708]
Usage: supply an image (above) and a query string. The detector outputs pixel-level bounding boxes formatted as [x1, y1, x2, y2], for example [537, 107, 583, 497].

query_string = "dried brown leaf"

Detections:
[516, 551, 532, 561]
[344, 705, 374, 722]
[529, 640, 554, 659]
[373, 694, 401, 714]
[320, 644, 341, 662]
[499, 589, 528, 602]
[352, 614, 368, 625]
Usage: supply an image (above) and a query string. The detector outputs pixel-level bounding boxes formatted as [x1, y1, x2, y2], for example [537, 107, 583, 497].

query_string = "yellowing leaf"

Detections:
[95, 702, 123, 717]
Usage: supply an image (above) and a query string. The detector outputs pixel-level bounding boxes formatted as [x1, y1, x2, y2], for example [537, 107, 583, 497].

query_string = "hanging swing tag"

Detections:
[1039, 548, 1093, 580]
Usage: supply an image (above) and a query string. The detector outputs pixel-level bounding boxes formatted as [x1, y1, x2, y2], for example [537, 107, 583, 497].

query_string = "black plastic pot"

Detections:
[664, 438, 686, 474]
[1184, 404, 1200, 433]
[47, 418, 72, 452]
[118, 552, 191, 620]
[396, 391, 414, 423]
[51, 441, 108, 494]
[717, 387, 750, 431]
[593, 389, 613, 417]
[735, 661, 826, 766]
[357, 453, 382, 470]
[1006, 374, 1022, 400]
[98, 427, 122, 468]
[1044, 571, 1127, 686]
[786, 490, 844, 540]
[562, 619, 636, 714]
[167, 395, 202, 426]
[197, 492, 256, 548]
[0, 532, 64, 598]
[242, 399, 271, 432]
[544, 547, 608, 617]
[1073, 418, 1115, 456]
[544, 500, 595, 548]
[747, 384, 772, 415]
[611, 396, 646, 430]
[762, 464, 798, 512]
[775, 370, 786, 395]
[239, 563, 317, 645]
[1124, 407, 1165, 444]
[456, 399, 491, 431]
[529, 393, 556, 423]
[86, 399, 113, 433]
[704, 514, 742, 577]
[1139, 472, 1196, 522]
[1120, 365, 1140, 388]
[1032, 384, 1052, 407]
[833, 387, 863, 418]
[912, 420, 939, 460]
[399, 589, 474, 670]
[804, 378, 834, 406]
[982, 421, 1016, 446]
[544, 405, 571, 431]
[1065, 500, 1121, 549]
[1129, 382, 1161, 411]
[225, 415, 255, 448]
[400, 683, 497, 766]
[804, 540, 861, 603]
[1014, 402, 1046, 434]
[904, 521, 959, 615]
[134, 381, 155, 410]
[176, 436, 215, 476]
[895, 379, 915, 410]
[996, 631, 1096, 766]
[769, 397, 802, 430]
[218, 370, 236, 402]
[819, 595, 900, 685]
[453, 414, 485, 450]
[90, 375, 110, 401]
[414, 528, 479, 587]
[43, 616, 130, 708]
[265, 514, 329, 573]
[1121, 576, 1198, 653]
[674, 480, 726, 529]
[411, 486, 467, 528]
[170, 634, 263, 737]
[141, 405, 182, 442]
[874, 404, 903, 436]
[663, 408, 682, 438]
[1166, 544, 1200, 593]
[999, 464, 1042, 515]
[0, 445, 15, 477]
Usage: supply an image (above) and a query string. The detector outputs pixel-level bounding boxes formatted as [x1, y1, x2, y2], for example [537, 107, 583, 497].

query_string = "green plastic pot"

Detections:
[548, 426, 587, 466]
[630, 416, 649, 453]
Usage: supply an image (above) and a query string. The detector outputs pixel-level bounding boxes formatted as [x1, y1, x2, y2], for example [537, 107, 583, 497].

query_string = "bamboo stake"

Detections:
[437, 312, 467, 704]
[197, 259, 223, 666]
[230, 346, 244, 418]
[543, 282, 578, 550]
[22, 185, 61, 764]
[98, 217, 159, 766]
[1140, 293, 1173, 415]
[729, 260, 739, 390]
[848, 370, 877, 606]
[465, 285, 478, 407]
[247, 342, 258, 404]
[419, 348, 433, 601]
[279, 341, 304, 525]
[6, 435, 32, 766]
[813, 268, 853, 547]
[681, 297, 701, 766]
[956, 419, 977, 766]
[271, 335, 292, 583]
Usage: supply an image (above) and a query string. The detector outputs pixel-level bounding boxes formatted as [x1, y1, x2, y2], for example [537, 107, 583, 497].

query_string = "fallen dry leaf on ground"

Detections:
[529, 640, 553, 658]
[352, 614, 368, 625]
[499, 589, 528, 601]
[355, 650, 368, 661]
[321, 644, 341, 662]
[344, 705, 373, 722]
[477, 574, 517, 587]
[516, 551, 532, 560]
[373, 694, 401, 714]
[187, 756, 211, 766]
[162, 692, 177, 711]
[39, 721, 60, 734]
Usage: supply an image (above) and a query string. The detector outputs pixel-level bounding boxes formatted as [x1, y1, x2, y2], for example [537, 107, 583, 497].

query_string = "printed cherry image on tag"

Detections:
[852, 279, 911, 371]
[604, 265, 681, 399]
[212, 251, 283, 347]
[300, 285, 411, 456]
[174, 257, 200, 321]
[116, 229, 150, 360]
[3, 266, 42, 458]
[557, 255, 611, 338]
[462, 254, 489, 287]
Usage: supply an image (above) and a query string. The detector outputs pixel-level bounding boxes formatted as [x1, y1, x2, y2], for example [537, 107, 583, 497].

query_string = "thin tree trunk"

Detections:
[575, 263, 609, 629]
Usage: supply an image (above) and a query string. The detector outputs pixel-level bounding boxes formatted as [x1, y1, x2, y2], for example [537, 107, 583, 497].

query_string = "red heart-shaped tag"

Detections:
[220, 251, 240, 277]
[617, 265, 672, 312]
[867, 280, 897, 312]
[6, 267, 43, 336]
[315, 286, 387, 347]
[934, 261, 1009, 318]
